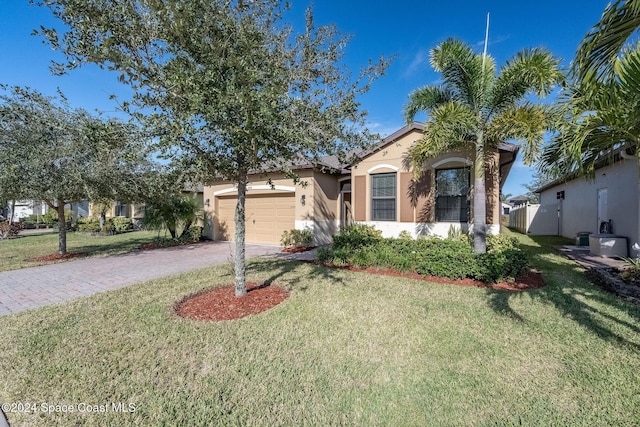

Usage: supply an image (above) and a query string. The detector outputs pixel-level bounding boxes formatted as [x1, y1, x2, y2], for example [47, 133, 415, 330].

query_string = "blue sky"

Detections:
[0, 1, 609, 197]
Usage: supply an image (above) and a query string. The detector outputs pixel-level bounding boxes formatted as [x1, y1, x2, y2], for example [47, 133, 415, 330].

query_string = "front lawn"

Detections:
[0, 230, 159, 272]
[0, 233, 639, 425]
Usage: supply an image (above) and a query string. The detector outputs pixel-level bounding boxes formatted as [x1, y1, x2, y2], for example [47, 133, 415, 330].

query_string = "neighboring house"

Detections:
[508, 195, 530, 207]
[8, 200, 49, 220]
[501, 201, 512, 215]
[203, 122, 519, 246]
[537, 150, 640, 257]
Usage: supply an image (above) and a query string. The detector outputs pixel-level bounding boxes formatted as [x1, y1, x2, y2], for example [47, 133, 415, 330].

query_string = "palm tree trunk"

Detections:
[473, 138, 487, 254]
[234, 170, 248, 297]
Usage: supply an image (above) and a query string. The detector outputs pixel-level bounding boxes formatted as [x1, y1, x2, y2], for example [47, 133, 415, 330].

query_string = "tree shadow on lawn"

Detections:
[485, 234, 640, 351]
[246, 258, 347, 291]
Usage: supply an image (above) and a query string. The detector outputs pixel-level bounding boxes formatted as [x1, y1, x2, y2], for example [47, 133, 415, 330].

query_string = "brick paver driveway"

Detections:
[0, 241, 281, 316]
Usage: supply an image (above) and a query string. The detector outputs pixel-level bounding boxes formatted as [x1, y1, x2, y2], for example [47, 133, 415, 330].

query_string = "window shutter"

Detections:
[354, 175, 366, 221]
[400, 173, 413, 222]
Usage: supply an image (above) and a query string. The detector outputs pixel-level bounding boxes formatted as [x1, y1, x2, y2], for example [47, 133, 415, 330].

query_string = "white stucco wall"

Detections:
[539, 158, 640, 256]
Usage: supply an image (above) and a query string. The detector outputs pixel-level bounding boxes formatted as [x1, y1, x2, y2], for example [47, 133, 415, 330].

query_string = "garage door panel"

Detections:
[215, 193, 295, 245]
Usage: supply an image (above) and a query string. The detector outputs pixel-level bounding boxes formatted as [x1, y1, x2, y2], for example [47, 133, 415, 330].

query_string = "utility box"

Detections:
[576, 232, 592, 246]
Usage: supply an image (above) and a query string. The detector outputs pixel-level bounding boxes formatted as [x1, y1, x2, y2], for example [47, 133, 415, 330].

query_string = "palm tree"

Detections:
[540, 47, 640, 179]
[541, 0, 640, 179]
[575, 0, 640, 83]
[405, 38, 562, 253]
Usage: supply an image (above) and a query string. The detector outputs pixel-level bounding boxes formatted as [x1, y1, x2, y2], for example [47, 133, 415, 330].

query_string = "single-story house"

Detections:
[203, 122, 520, 246]
[537, 149, 640, 257]
[7, 200, 48, 221]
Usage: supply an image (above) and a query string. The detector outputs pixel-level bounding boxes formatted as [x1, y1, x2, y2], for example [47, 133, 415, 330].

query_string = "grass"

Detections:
[0, 231, 639, 425]
[0, 230, 159, 272]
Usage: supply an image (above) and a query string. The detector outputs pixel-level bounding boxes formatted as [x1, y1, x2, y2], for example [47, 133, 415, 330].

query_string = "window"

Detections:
[435, 168, 469, 222]
[115, 202, 129, 217]
[371, 173, 396, 221]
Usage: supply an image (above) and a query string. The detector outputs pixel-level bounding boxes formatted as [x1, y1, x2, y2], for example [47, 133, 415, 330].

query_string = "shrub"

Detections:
[111, 217, 133, 233]
[332, 224, 382, 250]
[281, 228, 314, 248]
[76, 218, 102, 233]
[398, 230, 413, 240]
[486, 234, 519, 252]
[180, 225, 203, 243]
[476, 249, 528, 283]
[415, 238, 477, 279]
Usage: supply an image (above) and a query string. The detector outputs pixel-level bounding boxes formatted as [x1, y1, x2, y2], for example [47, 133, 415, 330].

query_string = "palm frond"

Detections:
[490, 48, 564, 114]
[614, 43, 640, 93]
[405, 101, 475, 173]
[404, 85, 454, 124]
[430, 38, 489, 111]
[575, 0, 640, 81]
[487, 103, 551, 164]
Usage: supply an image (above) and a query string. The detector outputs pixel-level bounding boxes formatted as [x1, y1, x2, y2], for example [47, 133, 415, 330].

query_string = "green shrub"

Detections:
[180, 225, 203, 243]
[415, 238, 477, 279]
[476, 249, 528, 283]
[332, 224, 382, 250]
[398, 230, 413, 240]
[486, 234, 519, 252]
[281, 228, 314, 248]
[76, 218, 102, 233]
[112, 217, 133, 233]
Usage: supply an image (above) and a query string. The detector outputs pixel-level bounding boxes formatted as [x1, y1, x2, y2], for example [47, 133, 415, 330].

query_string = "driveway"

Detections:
[0, 241, 282, 316]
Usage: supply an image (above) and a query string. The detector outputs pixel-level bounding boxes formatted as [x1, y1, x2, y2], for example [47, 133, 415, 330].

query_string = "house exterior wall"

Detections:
[204, 170, 341, 245]
[350, 129, 500, 238]
[539, 158, 640, 256]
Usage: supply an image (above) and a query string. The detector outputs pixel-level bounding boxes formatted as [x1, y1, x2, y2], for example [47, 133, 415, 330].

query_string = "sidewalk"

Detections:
[0, 241, 283, 316]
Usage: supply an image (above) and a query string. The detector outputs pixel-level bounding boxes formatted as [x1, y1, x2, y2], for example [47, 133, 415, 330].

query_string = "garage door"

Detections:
[216, 193, 295, 245]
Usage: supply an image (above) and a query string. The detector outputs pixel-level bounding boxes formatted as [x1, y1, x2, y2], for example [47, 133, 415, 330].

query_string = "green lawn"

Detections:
[0, 232, 639, 425]
[0, 230, 159, 272]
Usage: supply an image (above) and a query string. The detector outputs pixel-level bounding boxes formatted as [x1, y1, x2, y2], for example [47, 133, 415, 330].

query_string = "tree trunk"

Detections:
[473, 137, 487, 254]
[9, 200, 15, 223]
[234, 171, 248, 297]
[57, 202, 67, 255]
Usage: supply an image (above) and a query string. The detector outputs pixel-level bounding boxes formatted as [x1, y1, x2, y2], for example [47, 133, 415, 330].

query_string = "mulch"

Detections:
[174, 282, 290, 322]
[174, 264, 544, 322]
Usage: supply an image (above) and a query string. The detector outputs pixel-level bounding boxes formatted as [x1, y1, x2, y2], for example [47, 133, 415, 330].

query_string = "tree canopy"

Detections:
[539, 1, 640, 180]
[37, 0, 389, 295]
[404, 38, 562, 253]
[0, 85, 151, 254]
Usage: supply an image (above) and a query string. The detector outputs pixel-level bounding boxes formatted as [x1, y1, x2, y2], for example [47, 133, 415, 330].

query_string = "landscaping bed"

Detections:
[587, 267, 640, 305]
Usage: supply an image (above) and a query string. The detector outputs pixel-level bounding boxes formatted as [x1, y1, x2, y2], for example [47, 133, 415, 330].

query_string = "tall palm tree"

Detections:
[575, 0, 640, 83]
[405, 38, 562, 253]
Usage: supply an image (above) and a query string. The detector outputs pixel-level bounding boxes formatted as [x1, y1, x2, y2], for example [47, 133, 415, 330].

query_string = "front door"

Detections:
[340, 180, 353, 228]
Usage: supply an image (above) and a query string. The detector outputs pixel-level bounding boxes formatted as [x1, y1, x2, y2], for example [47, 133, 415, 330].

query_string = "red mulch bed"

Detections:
[25, 252, 88, 263]
[281, 246, 317, 253]
[175, 282, 290, 322]
[175, 268, 543, 322]
[321, 263, 544, 291]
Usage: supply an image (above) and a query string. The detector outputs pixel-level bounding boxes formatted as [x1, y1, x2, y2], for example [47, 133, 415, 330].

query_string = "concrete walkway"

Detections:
[0, 241, 283, 316]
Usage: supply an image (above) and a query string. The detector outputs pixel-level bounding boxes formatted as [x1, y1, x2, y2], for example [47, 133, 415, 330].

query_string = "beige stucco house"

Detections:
[203, 122, 519, 246]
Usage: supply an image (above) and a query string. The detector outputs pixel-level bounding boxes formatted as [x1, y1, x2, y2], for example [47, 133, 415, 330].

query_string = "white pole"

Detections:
[482, 12, 490, 72]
